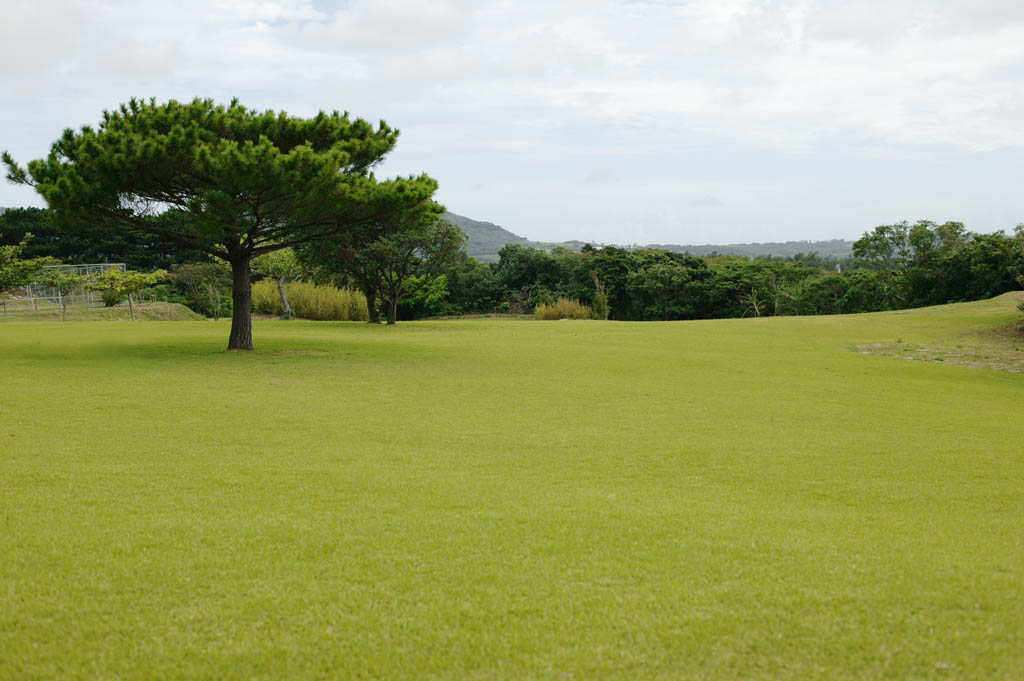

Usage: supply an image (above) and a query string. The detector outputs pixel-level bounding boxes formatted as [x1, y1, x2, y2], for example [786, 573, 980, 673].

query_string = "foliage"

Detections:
[86, 268, 168, 321]
[171, 262, 232, 320]
[299, 217, 463, 324]
[251, 279, 367, 321]
[400, 274, 452, 319]
[533, 297, 593, 320]
[0, 207, 212, 269]
[0, 233, 48, 295]
[38, 269, 95, 321]
[851, 221, 1022, 309]
[425, 221, 1024, 323]
[252, 249, 303, 281]
[3, 97, 438, 349]
[440, 253, 505, 315]
[253, 249, 303, 319]
[624, 250, 708, 320]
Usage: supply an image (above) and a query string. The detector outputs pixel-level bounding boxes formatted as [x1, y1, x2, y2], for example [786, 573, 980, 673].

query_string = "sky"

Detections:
[2, 0, 1023, 245]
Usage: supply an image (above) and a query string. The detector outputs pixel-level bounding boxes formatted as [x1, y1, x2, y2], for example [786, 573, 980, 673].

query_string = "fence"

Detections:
[2, 263, 126, 316]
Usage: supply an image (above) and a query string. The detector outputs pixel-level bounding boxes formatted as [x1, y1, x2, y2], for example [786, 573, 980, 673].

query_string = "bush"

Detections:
[252, 280, 367, 321]
[170, 262, 232, 320]
[534, 297, 593, 320]
[99, 288, 122, 307]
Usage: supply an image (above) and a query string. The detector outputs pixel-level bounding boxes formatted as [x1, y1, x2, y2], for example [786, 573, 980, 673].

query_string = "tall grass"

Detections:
[534, 297, 593, 320]
[253, 279, 368, 321]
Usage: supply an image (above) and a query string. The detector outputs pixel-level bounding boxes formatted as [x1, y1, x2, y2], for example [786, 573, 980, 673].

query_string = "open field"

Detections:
[2, 294, 1023, 680]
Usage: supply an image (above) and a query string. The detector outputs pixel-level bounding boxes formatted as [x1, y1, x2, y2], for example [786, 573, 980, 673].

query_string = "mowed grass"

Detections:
[2, 295, 1023, 680]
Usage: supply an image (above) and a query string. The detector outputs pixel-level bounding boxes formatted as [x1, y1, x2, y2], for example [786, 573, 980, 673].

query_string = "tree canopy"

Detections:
[3, 97, 438, 349]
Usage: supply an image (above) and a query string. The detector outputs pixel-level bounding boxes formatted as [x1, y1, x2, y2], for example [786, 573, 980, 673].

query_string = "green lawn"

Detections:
[2, 295, 1023, 680]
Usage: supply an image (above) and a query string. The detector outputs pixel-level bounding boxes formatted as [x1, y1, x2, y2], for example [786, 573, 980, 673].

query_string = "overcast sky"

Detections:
[3, 0, 1023, 245]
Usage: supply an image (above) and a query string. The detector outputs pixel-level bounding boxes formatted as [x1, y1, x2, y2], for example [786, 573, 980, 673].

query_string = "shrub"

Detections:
[171, 262, 232, 319]
[252, 280, 367, 321]
[534, 297, 593, 320]
[99, 289, 121, 307]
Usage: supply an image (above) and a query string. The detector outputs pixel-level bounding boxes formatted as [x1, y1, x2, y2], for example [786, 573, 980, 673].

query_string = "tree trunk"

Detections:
[127, 293, 135, 322]
[386, 298, 397, 325]
[363, 285, 381, 324]
[228, 257, 253, 350]
[277, 277, 291, 320]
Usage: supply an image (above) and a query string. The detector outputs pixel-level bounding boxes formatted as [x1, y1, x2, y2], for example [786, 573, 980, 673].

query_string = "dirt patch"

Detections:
[856, 330, 1024, 374]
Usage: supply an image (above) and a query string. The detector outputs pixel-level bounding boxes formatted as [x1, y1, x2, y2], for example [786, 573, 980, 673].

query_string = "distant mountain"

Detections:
[641, 239, 854, 259]
[442, 212, 528, 257]
[443, 211, 854, 262]
[441, 212, 586, 263]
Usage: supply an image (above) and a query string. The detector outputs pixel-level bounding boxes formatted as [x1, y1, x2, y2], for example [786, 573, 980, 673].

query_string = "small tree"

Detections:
[252, 249, 302, 320]
[87, 268, 167, 321]
[39, 270, 94, 321]
[372, 220, 465, 324]
[1, 233, 47, 299]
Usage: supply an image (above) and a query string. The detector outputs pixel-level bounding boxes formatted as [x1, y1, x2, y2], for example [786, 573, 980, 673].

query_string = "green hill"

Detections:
[442, 212, 586, 262]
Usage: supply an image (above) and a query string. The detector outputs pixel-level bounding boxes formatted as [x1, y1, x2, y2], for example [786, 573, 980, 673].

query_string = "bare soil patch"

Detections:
[856, 328, 1024, 374]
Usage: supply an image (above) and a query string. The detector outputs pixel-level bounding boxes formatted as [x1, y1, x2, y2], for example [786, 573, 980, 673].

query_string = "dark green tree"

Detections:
[0, 207, 213, 269]
[852, 223, 913, 307]
[3, 98, 437, 349]
[625, 250, 708, 320]
[440, 253, 504, 315]
[171, 262, 232, 320]
[300, 215, 463, 324]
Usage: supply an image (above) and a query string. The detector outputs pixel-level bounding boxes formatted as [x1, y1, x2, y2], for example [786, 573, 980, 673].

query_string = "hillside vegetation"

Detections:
[2, 294, 1022, 680]
[442, 211, 588, 262]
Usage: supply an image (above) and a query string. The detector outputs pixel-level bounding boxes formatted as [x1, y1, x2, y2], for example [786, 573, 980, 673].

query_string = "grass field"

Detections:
[2, 294, 1023, 680]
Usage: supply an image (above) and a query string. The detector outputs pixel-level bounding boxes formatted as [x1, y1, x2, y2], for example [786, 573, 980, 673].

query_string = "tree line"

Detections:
[405, 220, 1024, 321]
[5, 208, 1022, 325]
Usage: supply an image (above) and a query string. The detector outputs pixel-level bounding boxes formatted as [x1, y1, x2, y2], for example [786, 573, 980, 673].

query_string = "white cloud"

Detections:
[3, 0, 1024, 241]
[6, 0, 1023, 150]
